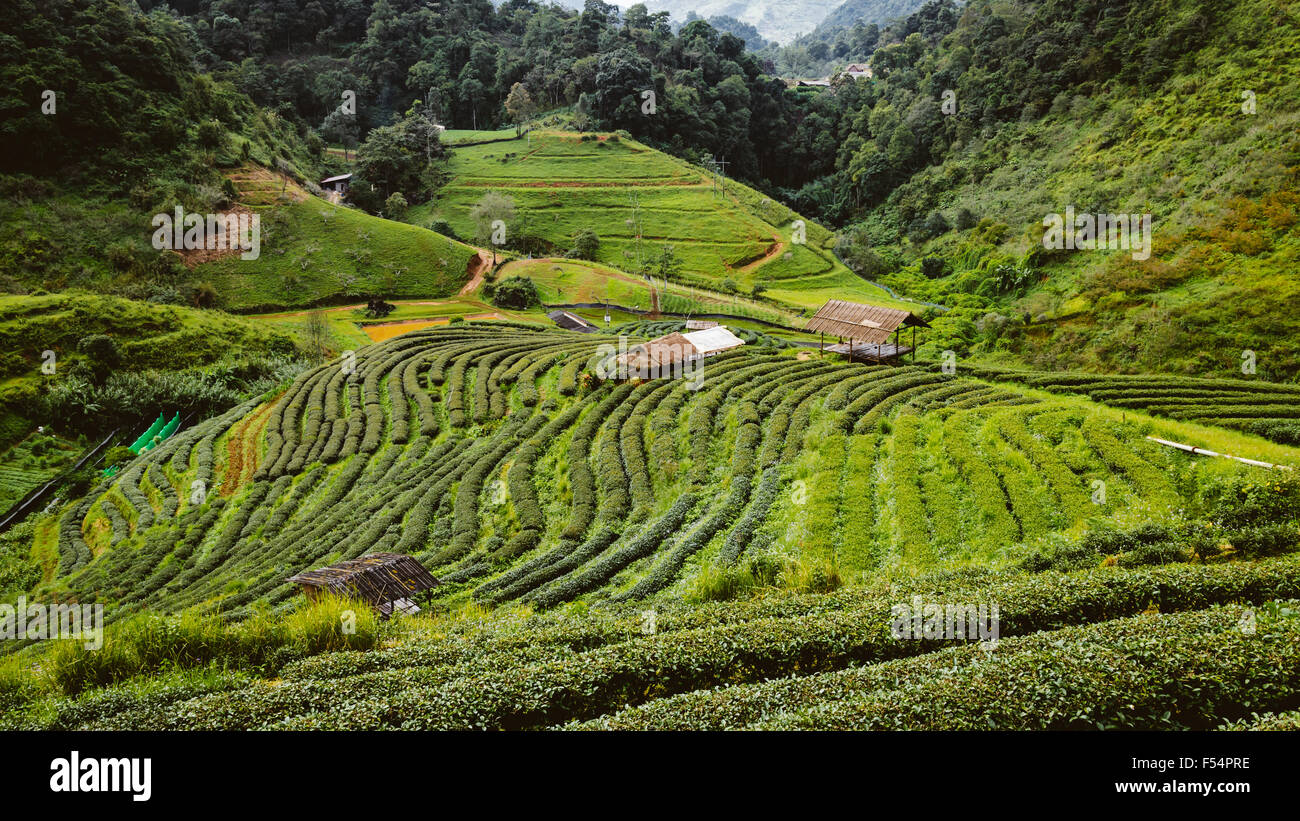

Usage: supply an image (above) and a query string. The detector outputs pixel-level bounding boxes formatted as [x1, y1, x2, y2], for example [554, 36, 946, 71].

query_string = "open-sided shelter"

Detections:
[805, 299, 929, 364]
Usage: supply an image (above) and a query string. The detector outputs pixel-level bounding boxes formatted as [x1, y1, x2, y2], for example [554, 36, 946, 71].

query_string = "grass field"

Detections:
[438, 128, 522, 145]
[494, 257, 800, 325]
[195, 167, 482, 311]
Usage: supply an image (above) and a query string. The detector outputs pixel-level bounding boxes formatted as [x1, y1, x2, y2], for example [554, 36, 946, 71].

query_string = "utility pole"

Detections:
[705, 155, 729, 197]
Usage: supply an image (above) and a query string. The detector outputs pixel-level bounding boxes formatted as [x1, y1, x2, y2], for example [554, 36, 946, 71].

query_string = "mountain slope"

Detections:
[423, 129, 904, 312]
[26, 323, 1300, 622]
[613, 0, 843, 44]
[812, 0, 1300, 380]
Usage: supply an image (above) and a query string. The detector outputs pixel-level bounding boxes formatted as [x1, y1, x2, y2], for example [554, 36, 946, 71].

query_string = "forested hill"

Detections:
[621, 0, 843, 44]
[799, 0, 1300, 379]
[1, 0, 317, 188]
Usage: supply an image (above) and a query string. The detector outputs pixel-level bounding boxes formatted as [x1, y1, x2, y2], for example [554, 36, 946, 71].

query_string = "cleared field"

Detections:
[361, 314, 503, 342]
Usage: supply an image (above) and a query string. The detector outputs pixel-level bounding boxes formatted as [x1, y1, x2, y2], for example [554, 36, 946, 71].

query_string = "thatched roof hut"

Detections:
[806, 299, 929, 363]
[286, 552, 439, 617]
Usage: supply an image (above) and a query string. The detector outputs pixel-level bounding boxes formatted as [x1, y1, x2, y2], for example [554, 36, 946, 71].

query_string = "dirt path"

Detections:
[460, 250, 494, 296]
[734, 233, 786, 274]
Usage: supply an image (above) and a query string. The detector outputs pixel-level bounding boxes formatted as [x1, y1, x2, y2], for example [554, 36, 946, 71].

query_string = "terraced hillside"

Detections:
[32, 323, 1291, 617]
[6, 321, 1300, 729]
[959, 365, 1300, 447]
[424, 131, 905, 311]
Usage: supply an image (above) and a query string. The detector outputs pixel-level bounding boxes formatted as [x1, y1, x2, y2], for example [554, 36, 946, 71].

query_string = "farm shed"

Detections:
[806, 299, 929, 364]
[548, 309, 597, 333]
[684, 319, 718, 330]
[286, 552, 439, 617]
[614, 326, 745, 377]
[320, 173, 352, 193]
[683, 326, 745, 356]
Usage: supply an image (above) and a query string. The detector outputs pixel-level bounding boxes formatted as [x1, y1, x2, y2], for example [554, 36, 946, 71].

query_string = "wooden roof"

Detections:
[287, 552, 438, 614]
[805, 300, 929, 344]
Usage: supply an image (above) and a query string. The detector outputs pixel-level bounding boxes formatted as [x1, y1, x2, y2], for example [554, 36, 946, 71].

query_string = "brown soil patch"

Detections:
[460, 250, 494, 295]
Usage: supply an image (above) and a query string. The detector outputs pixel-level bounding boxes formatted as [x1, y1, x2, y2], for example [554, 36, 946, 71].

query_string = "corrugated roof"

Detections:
[685, 319, 718, 330]
[619, 332, 695, 368]
[548, 310, 596, 332]
[320, 173, 353, 185]
[804, 299, 928, 343]
[683, 326, 745, 355]
[615, 327, 745, 376]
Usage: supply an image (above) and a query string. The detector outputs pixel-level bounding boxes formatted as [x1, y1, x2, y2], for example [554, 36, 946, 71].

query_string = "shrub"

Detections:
[568, 229, 600, 260]
[920, 255, 948, 278]
[490, 276, 540, 310]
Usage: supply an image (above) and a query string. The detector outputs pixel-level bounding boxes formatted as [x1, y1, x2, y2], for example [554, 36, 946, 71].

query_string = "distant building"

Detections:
[684, 319, 718, 330]
[548, 310, 597, 333]
[844, 63, 873, 80]
[320, 173, 352, 204]
[320, 173, 352, 194]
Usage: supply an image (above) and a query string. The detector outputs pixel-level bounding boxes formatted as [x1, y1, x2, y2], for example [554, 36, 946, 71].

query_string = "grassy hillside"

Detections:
[0, 293, 302, 521]
[0, 292, 298, 411]
[193, 168, 483, 311]
[495, 258, 801, 325]
[420, 130, 911, 313]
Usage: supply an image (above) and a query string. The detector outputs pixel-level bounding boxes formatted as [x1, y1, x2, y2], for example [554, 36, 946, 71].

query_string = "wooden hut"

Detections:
[614, 326, 745, 378]
[805, 299, 929, 364]
[286, 552, 439, 617]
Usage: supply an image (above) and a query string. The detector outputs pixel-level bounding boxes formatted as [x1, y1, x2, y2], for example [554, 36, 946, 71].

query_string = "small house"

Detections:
[844, 63, 873, 80]
[613, 326, 745, 378]
[320, 173, 352, 204]
[286, 552, 439, 618]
